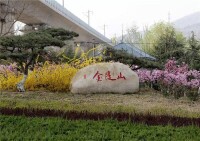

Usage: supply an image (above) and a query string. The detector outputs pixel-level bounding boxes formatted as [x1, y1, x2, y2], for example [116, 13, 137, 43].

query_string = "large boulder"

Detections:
[71, 62, 139, 94]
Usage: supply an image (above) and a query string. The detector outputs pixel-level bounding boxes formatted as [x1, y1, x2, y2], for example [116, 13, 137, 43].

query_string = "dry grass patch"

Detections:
[0, 88, 200, 118]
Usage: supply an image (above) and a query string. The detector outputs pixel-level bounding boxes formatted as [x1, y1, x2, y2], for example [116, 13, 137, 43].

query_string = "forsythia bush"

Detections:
[0, 47, 102, 92]
[0, 63, 77, 92]
[0, 71, 22, 91]
[26, 63, 78, 92]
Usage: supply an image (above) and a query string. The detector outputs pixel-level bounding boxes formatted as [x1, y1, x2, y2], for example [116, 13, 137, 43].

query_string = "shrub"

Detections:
[136, 59, 200, 100]
[0, 48, 102, 92]
[0, 63, 77, 92]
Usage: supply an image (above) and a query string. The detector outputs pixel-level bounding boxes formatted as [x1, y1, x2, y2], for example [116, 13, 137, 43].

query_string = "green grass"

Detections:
[0, 115, 200, 141]
[1, 89, 200, 118]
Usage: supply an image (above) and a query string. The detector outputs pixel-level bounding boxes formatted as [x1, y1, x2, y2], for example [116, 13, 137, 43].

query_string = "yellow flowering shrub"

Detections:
[63, 47, 103, 69]
[0, 47, 103, 92]
[27, 63, 78, 91]
[0, 63, 77, 92]
[0, 72, 22, 91]
[0, 63, 77, 91]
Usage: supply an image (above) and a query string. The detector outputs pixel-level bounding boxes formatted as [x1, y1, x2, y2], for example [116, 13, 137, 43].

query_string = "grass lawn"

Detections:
[1, 115, 200, 141]
[1, 88, 200, 118]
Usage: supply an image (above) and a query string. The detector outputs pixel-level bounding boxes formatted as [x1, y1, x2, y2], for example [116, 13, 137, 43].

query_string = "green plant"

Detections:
[103, 47, 161, 69]
[1, 115, 200, 141]
[186, 88, 199, 101]
[184, 32, 200, 70]
[0, 28, 78, 92]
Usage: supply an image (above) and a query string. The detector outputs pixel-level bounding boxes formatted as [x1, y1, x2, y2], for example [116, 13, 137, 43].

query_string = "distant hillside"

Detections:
[173, 12, 200, 39]
[115, 12, 200, 44]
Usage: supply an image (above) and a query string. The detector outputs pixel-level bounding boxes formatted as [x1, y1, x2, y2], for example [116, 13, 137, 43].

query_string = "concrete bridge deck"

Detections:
[0, 0, 112, 46]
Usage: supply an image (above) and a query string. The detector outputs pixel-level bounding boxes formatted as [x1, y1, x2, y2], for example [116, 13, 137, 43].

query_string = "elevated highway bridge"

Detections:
[0, 0, 113, 46]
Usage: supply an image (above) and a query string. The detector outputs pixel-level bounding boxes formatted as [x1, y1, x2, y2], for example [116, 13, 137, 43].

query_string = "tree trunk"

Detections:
[16, 74, 27, 92]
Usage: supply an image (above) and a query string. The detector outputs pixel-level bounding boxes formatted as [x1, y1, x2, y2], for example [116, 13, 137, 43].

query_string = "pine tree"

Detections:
[0, 28, 78, 91]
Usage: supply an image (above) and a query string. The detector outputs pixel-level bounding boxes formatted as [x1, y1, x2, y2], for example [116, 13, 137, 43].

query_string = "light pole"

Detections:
[62, 0, 64, 7]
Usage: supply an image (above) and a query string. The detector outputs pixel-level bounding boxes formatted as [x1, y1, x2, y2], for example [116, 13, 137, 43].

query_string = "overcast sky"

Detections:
[56, 0, 200, 38]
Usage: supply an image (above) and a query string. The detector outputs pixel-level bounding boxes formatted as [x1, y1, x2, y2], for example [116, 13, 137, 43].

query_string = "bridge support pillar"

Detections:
[0, 2, 15, 36]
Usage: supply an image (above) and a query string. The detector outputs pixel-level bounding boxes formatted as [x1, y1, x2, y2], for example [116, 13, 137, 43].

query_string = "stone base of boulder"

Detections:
[71, 63, 139, 94]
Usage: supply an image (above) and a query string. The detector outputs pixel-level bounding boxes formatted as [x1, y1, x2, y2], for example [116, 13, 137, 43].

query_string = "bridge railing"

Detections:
[41, 0, 111, 44]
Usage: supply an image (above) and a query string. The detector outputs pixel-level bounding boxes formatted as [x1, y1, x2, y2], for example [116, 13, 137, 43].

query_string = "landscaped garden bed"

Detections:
[0, 26, 199, 140]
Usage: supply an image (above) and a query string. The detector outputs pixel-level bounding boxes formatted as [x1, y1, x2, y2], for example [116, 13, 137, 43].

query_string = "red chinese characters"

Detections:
[84, 74, 87, 79]
[117, 72, 126, 80]
[93, 71, 126, 82]
[93, 71, 103, 81]
[105, 71, 116, 80]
